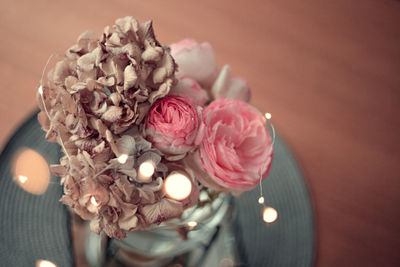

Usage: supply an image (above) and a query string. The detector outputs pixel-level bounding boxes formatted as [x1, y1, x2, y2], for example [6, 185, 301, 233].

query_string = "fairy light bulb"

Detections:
[164, 172, 192, 201]
[90, 196, 99, 206]
[117, 154, 128, 164]
[263, 206, 278, 223]
[38, 85, 44, 95]
[138, 160, 155, 181]
[187, 221, 198, 229]
[18, 175, 28, 184]
[258, 111, 275, 206]
[36, 259, 57, 267]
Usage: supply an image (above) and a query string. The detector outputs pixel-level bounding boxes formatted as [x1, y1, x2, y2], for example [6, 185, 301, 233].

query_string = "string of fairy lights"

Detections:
[260, 113, 279, 224]
[37, 55, 278, 227]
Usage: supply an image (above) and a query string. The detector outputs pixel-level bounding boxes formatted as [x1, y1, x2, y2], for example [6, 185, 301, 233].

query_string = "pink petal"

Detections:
[170, 39, 218, 87]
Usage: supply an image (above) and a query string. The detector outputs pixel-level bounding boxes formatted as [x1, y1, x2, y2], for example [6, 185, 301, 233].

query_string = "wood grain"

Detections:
[1, 0, 399, 266]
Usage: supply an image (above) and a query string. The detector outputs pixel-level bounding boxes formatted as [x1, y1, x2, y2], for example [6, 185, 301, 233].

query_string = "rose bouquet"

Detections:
[37, 16, 273, 240]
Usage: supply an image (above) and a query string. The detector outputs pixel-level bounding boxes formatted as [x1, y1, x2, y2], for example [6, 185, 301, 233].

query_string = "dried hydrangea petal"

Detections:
[140, 198, 183, 225]
[103, 106, 123, 122]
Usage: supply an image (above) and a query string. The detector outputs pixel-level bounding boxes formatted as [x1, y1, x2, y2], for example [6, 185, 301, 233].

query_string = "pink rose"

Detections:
[170, 39, 218, 86]
[145, 95, 205, 156]
[170, 77, 209, 106]
[170, 39, 251, 102]
[191, 98, 272, 191]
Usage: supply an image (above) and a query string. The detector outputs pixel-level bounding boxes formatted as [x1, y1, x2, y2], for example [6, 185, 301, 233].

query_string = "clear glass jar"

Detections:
[85, 193, 233, 267]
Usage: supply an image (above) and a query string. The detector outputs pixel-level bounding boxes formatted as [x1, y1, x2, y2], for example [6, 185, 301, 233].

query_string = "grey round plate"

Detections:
[233, 135, 315, 266]
[0, 111, 73, 267]
[0, 111, 314, 267]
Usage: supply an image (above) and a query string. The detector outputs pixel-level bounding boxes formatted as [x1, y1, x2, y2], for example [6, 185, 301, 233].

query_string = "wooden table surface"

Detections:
[1, 0, 399, 266]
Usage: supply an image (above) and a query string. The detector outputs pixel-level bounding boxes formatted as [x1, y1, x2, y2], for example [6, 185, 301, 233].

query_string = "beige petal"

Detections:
[90, 118, 108, 137]
[137, 151, 161, 166]
[148, 78, 173, 104]
[66, 45, 81, 60]
[118, 214, 138, 231]
[75, 138, 93, 150]
[135, 103, 150, 124]
[133, 135, 152, 153]
[78, 68, 97, 81]
[71, 82, 87, 92]
[140, 198, 183, 225]
[93, 141, 105, 154]
[123, 65, 138, 90]
[96, 174, 113, 184]
[139, 64, 153, 82]
[142, 46, 163, 62]
[107, 32, 122, 46]
[116, 16, 139, 34]
[77, 30, 98, 51]
[114, 176, 135, 202]
[152, 53, 174, 84]
[109, 93, 122, 106]
[102, 106, 123, 122]
[65, 76, 79, 92]
[116, 135, 136, 155]
[122, 43, 142, 62]
[136, 177, 163, 204]
[53, 60, 71, 83]
[77, 53, 94, 72]
[118, 168, 137, 179]
[164, 153, 187, 161]
[50, 164, 67, 177]
[97, 76, 115, 87]
[93, 147, 113, 163]
[86, 79, 97, 91]
[139, 21, 157, 45]
[61, 93, 78, 114]
[77, 46, 102, 72]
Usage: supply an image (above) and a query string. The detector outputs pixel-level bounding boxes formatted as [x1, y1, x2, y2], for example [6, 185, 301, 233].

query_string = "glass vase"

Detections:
[85, 193, 233, 267]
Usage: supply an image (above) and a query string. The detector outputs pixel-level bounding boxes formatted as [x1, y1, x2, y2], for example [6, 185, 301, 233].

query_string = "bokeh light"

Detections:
[138, 160, 155, 181]
[117, 154, 128, 164]
[164, 172, 192, 201]
[36, 259, 57, 267]
[90, 196, 99, 206]
[263, 206, 278, 223]
[12, 148, 50, 195]
[187, 221, 198, 229]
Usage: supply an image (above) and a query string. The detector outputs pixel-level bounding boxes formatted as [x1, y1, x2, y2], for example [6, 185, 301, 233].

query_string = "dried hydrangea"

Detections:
[50, 130, 192, 239]
[40, 16, 176, 137]
[37, 16, 189, 239]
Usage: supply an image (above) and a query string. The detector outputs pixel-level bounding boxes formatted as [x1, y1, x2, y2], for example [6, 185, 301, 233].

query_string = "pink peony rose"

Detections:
[170, 77, 209, 106]
[191, 98, 273, 191]
[170, 39, 218, 86]
[145, 95, 205, 156]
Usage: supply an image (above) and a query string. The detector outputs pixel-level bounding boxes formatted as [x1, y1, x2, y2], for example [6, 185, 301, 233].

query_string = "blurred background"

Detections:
[0, 0, 399, 266]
